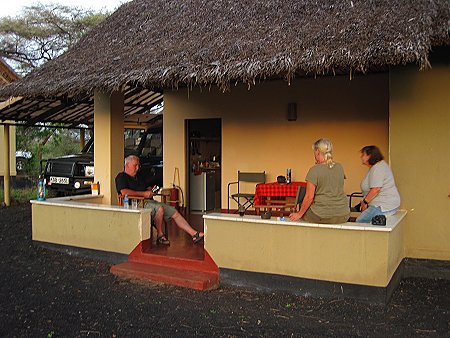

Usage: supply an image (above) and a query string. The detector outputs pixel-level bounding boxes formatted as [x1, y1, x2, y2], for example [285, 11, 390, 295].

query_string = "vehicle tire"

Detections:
[16, 157, 27, 173]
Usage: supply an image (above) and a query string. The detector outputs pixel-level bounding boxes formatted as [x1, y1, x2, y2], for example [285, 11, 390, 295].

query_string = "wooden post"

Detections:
[80, 128, 85, 150]
[3, 125, 10, 206]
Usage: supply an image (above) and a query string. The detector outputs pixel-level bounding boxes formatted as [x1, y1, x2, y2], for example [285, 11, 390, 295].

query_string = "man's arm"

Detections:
[118, 188, 156, 199]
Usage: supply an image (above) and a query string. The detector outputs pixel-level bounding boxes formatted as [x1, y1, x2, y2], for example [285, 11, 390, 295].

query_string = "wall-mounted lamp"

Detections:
[287, 102, 297, 121]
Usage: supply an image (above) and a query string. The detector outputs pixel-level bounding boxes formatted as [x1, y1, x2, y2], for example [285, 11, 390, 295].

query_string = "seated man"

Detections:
[115, 155, 204, 245]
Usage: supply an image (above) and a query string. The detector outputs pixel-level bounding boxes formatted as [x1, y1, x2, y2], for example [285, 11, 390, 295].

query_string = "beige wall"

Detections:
[164, 74, 389, 210]
[205, 217, 404, 287]
[32, 200, 151, 254]
[0, 124, 16, 176]
[390, 64, 450, 260]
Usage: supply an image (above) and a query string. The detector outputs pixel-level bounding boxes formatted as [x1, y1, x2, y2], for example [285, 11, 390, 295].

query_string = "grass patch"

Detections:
[0, 187, 37, 204]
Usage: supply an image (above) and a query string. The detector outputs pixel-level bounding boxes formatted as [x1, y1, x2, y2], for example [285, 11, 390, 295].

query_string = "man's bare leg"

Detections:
[171, 211, 204, 238]
[155, 207, 169, 244]
[155, 206, 165, 236]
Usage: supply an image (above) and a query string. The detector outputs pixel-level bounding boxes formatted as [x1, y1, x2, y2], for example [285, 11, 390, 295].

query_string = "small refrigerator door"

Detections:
[190, 172, 215, 212]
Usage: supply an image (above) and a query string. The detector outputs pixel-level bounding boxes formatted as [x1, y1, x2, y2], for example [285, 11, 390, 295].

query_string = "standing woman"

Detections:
[289, 138, 350, 224]
[356, 146, 400, 223]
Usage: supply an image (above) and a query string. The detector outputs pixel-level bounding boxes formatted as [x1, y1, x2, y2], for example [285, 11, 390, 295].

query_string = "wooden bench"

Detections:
[254, 198, 297, 216]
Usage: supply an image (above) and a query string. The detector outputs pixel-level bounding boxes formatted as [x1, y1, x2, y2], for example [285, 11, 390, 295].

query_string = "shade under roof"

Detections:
[0, 86, 163, 128]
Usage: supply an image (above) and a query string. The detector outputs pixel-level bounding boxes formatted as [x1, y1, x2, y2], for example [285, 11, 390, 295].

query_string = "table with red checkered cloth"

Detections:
[253, 181, 307, 206]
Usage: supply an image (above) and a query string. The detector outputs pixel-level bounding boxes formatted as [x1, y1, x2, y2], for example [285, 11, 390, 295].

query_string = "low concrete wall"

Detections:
[31, 194, 151, 254]
[204, 211, 406, 287]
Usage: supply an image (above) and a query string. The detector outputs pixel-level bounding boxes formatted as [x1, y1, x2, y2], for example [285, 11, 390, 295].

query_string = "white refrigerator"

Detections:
[190, 171, 215, 212]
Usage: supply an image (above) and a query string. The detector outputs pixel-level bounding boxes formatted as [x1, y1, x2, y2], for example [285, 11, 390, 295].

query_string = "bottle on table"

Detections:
[286, 168, 292, 184]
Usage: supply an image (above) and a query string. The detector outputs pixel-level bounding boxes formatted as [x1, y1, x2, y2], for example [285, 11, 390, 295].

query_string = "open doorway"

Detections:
[186, 118, 221, 212]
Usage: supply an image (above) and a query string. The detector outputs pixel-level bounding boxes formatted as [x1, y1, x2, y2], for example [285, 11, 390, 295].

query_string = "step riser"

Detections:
[129, 252, 218, 274]
[110, 265, 219, 291]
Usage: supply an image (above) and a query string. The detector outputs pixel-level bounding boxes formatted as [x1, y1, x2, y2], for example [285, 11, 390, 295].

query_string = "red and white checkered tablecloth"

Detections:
[253, 181, 306, 206]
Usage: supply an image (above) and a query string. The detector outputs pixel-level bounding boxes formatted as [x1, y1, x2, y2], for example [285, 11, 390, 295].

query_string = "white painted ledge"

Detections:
[30, 194, 150, 214]
[203, 209, 407, 232]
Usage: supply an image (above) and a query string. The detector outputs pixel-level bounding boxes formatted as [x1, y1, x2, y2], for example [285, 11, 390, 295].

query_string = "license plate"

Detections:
[49, 176, 69, 184]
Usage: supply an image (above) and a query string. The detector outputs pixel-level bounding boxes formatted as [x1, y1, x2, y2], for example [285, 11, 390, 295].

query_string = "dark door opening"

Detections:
[186, 118, 221, 212]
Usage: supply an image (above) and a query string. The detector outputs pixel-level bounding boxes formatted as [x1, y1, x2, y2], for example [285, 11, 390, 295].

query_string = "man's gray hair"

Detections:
[124, 155, 139, 166]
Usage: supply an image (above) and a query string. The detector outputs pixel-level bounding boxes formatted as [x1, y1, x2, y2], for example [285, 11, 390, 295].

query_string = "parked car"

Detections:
[15, 150, 32, 173]
[43, 125, 163, 195]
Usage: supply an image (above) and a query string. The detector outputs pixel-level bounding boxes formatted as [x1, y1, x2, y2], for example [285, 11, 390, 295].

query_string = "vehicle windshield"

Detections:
[82, 128, 147, 154]
[124, 128, 146, 152]
[141, 132, 162, 157]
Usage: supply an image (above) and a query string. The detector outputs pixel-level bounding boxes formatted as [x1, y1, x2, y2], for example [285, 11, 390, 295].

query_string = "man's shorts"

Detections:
[144, 200, 176, 221]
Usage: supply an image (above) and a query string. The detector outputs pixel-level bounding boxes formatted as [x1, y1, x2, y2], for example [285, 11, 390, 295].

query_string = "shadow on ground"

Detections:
[0, 204, 449, 337]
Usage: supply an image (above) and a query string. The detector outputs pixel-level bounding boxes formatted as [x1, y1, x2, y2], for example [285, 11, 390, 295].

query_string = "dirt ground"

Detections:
[0, 204, 449, 337]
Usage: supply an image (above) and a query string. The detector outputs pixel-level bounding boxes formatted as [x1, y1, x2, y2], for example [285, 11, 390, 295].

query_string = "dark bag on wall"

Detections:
[371, 215, 386, 226]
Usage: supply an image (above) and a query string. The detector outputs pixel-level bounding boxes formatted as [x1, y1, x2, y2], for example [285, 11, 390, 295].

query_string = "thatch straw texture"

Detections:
[0, 0, 448, 98]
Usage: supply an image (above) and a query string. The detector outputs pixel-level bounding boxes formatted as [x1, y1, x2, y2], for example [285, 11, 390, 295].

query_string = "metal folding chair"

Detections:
[227, 171, 265, 212]
[281, 185, 306, 213]
[348, 191, 364, 211]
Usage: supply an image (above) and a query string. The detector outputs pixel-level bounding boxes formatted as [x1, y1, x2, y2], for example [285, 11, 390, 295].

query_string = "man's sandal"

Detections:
[192, 231, 204, 244]
[157, 235, 170, 245]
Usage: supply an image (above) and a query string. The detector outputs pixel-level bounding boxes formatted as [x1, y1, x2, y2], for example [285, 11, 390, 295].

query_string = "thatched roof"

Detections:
[0, 58, 18, 85]
[0, 0, 448, 98]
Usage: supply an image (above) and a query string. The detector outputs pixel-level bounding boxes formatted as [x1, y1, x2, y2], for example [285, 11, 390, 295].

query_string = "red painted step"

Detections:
[129, 241, 218, 273]
[110, 261, 219, 290]
[110, 240, 220, 291]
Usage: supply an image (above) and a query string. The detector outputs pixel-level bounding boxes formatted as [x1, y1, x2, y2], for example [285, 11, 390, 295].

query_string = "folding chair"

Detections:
[227, 171, 265, 212]
[348, 191, 364, 211]
[279, 184, 306, 213]
[296, 185, 306, 206]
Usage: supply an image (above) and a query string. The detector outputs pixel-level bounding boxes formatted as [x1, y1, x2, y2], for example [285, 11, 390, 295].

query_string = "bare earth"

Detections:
[0, 204, 449, 337]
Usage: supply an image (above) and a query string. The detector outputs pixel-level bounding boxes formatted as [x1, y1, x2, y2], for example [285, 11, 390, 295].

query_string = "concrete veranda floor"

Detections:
[1, 203, 449, 337]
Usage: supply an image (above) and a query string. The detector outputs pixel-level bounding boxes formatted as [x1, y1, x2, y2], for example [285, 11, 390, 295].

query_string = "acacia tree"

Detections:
[0, 3, 108, 175]
[0, 3, 108, 75]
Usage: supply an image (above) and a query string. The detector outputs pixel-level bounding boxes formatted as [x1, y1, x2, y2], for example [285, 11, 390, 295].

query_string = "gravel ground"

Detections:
[0, 204, 449, 337]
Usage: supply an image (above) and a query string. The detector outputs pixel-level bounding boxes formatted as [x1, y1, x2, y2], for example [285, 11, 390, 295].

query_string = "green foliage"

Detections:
[0, 3, 109, 75]
[16, 125, 89, 177]
[0, 187, 37, 203]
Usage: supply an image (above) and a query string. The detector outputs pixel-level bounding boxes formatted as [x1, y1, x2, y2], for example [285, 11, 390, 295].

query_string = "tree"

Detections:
[0, 3, 107, 176]
[0, 3, 109, 76]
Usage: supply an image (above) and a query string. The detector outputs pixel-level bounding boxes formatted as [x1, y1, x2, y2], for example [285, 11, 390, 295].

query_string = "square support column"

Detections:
[94, 90, 124, 205]
[2, 125, 11, 206]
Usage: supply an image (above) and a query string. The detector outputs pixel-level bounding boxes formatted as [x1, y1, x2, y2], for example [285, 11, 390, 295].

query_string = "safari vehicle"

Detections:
[16, 150, 32, 173]
[43, 119, 163, 195]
